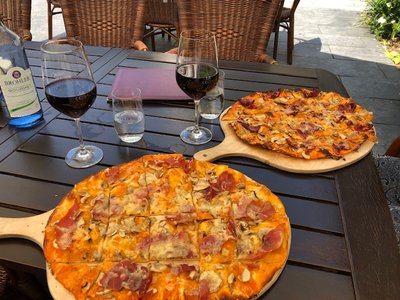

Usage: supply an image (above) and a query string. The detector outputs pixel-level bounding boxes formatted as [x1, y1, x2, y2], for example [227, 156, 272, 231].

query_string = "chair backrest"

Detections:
[176, 0, 281, 63]
[59, 0, 146, 48]
[279, 0, 301, 22]
[49, 0, 61, 7]
[145, 0, 179, 29]
[0, 0, 32, 40]
[287, 0, 300, 18]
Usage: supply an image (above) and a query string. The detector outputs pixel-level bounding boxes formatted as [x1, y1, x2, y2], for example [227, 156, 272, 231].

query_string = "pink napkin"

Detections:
[108, 68, 190, 100]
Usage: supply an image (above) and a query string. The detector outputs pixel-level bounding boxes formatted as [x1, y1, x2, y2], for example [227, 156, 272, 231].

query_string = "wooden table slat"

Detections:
[0, 151, 105, 186]
[264, 264, 355, 300]
[0, 108, 60, 162]
[337, 155, 400, 300]
[290, 228, 350, 272]
[283, 196, 343, 234]
[0, 174, 70, 212]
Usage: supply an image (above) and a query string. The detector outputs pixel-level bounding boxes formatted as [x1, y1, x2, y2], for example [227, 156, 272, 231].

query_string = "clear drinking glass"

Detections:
[176, 30, 219, 145]
[41, 39, 103, 168]
[111, 87, 144, 143]
[199, 70, 225, 119]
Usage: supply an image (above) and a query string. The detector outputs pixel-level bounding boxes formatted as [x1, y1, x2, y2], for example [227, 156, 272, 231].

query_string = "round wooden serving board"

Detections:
[0, 211, 76, 300]
[194, 108, 375, 173]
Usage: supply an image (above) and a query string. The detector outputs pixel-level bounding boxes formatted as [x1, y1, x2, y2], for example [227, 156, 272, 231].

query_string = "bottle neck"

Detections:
[0, 18, 22, 46]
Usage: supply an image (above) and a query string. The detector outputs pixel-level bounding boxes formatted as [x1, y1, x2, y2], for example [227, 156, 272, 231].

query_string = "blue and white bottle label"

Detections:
[0, 66, 41, 118]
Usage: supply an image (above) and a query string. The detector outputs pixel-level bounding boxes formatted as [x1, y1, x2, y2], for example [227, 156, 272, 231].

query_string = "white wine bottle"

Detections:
[0, 18, 43, 128]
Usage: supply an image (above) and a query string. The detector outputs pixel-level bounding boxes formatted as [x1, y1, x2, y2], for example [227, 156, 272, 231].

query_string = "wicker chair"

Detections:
[273, 0, 300, 65]
[176, 0, 280, 64]
[59, 0, 148, 50]
[47, 0, 62, 40]
[0, 0, 32, 41]
[144, 0, 179, 51]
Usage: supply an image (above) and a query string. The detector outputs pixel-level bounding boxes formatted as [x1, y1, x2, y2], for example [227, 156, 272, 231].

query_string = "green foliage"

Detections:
[363, 0, 400, 40]
[385, 50, 400, 64]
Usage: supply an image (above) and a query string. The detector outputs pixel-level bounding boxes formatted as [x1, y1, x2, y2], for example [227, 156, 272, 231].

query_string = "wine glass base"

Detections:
[180, 126, 212, 145]
[65, 145, 103, 168]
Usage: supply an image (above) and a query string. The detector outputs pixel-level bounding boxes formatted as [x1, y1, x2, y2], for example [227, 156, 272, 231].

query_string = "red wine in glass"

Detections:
[176, 30, 219, 145]
[176, 63, 219, 100]
[41, 39, 103, 168]
[45, 78, 97, 119]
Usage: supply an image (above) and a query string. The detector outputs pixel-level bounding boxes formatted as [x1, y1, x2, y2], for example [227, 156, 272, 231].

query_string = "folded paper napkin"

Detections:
[108, 68, 190, 101]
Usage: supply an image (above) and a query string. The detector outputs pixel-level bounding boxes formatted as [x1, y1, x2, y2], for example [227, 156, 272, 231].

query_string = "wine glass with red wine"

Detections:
[176, 30, 219, 145]
[41, 39, 103, 168]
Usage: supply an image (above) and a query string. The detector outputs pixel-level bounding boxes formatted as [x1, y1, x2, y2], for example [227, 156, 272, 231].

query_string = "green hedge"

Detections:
[363, 0, 400, 40]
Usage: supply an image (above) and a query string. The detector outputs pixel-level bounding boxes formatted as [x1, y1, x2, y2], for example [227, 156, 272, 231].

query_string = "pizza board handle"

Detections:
[0, 210, 53, 248]
[194, 111, 275, 162]
[193, 139, 236, 161]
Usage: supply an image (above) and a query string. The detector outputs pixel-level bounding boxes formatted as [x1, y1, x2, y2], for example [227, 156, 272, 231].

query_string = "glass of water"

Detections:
[111, 87, 145, 143]
[198, 70, 225, 119]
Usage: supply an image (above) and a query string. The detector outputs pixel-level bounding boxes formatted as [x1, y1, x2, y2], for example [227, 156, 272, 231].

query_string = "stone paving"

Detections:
[30, 0, 399, 154]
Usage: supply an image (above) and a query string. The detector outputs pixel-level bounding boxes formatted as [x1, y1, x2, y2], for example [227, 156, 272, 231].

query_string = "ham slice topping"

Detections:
[284, 105, 299, 116]
[238, 119, 260, 133]
[171, 264, 197, 275]
[301, 88, 319, 98]
[338, 102, 357, 113]
[270, 90, 281, 98]
[333, 141, 351, 154]
[247, 201, 275, 220]
[92, 198, 108, 222]
[152, 156, 193, 173]
[239, 97, 255, 108]
[245, 224, 285, 260]
[236, 195, 275, 221]
[55, 199, 80, 249]
[199, 280, 210, 300]
[354, 123, 373, 132]
[57, 199, 79, 228]
[204, 171, 235, 201]
[107, 166, 121, 184]
[334, 113, 347, 123]
[166, 213, 195, 224]
[100, 260, 151, 292]
[296, 122, 321, 138]
[262, 224, 285, 252]
[200, 235, 224, 255]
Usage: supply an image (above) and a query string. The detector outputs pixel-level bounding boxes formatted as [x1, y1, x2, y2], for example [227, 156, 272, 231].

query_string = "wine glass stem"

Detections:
[74, 118, 87, 154]
[194, 99, 200, 133]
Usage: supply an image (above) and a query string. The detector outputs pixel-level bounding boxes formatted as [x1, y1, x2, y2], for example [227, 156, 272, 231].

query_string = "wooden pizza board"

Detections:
[194, 108, 375, 173]
[0, 209, 291, 300]
[0, 211, 75, 300]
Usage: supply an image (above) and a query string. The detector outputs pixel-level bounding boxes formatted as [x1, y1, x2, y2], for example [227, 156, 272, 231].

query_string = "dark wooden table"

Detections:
[0, 41, 399, 300]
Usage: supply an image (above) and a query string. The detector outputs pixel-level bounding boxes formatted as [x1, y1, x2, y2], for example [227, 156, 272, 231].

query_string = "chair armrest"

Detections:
[133, 40, 148, 51]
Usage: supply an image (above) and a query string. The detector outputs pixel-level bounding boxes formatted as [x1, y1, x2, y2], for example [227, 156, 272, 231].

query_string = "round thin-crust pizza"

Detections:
[44, 154, 290, 300]
[221, 89, 377, 160]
